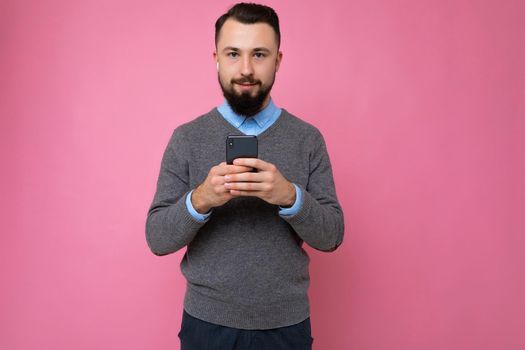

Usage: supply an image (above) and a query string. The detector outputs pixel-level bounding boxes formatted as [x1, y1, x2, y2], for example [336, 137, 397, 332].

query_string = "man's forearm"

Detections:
[281, 184, 344, 252]
[146, 194, 208, 256]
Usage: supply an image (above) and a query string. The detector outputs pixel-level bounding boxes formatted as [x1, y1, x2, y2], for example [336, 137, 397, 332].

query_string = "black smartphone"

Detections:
[226, 135, 258, 167]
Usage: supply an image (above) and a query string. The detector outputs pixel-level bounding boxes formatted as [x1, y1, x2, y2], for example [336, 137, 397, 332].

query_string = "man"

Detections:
[146, 3, 344, 350]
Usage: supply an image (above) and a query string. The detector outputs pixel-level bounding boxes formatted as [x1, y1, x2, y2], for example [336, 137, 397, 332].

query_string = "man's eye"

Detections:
[254, 52, 266, 58]
[228, 52, 239, 58]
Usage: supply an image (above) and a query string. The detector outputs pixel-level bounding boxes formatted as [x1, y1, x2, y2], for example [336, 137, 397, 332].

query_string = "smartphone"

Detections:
[226, 135, 258, 168]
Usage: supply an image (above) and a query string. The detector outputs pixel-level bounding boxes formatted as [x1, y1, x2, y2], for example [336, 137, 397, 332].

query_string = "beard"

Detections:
[219, 74, 275, 117]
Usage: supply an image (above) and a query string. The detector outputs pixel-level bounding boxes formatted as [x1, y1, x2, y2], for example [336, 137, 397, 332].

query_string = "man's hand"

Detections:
[192, 162, 254, 213]
[223, 158, 296, 207]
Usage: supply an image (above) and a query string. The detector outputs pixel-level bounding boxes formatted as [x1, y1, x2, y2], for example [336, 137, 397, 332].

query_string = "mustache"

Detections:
[231, 77, 261, 85]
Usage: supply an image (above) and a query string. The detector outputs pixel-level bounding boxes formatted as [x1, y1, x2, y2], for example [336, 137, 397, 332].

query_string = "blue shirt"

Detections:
[186, 99, 303, 221]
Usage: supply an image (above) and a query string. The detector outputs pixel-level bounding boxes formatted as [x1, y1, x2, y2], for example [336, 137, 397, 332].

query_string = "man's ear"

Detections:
[213, 51, 218, 69]
[275, 51, 283, 72]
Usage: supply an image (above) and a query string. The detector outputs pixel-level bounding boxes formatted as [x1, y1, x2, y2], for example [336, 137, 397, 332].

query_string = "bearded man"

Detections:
[146, 3, 344, 350]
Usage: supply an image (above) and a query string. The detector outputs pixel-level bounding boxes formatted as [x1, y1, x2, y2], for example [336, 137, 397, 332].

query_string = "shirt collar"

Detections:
[218, 98, 279, 129]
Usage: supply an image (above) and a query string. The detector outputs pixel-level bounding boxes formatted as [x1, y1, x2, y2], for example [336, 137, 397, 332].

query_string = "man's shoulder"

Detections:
[280, 109, 324, 140]
[171, 108, 219, 136]
[180, 108, 218, 128]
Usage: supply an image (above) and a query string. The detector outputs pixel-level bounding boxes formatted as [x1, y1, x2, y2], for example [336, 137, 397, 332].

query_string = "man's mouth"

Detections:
[234, 82, 259, 91]
[233, 79, 260, 86]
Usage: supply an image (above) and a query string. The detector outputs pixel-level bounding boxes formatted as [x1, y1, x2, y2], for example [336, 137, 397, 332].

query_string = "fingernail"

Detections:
[224, 175, 230, 181]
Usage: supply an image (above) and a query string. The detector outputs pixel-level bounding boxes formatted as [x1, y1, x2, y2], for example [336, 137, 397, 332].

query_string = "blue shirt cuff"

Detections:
[186, 190, 211, 221]
[279, 184, 303, 216]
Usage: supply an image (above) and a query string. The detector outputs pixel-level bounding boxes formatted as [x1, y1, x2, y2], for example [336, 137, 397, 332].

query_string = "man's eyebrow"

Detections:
[253, 47, 271, 53]
[221, 47, 272, 53]
[222, 46, 239, 52]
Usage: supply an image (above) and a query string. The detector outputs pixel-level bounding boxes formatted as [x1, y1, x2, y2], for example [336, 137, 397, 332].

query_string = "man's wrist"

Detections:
[192, 186, 212, 214]
[281, 182, 296, 208]
[186, 190, 211, 221]
[278, 183, 302, 216]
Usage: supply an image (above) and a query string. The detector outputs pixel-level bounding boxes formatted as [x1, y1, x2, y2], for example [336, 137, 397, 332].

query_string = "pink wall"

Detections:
[1, 0, 523, 349]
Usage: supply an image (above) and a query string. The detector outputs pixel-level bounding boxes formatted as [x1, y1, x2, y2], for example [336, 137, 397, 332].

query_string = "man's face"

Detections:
[214, 18, 282, 117]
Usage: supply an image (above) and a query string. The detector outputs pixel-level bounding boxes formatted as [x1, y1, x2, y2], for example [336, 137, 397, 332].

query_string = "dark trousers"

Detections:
[178, 310, 314, 350]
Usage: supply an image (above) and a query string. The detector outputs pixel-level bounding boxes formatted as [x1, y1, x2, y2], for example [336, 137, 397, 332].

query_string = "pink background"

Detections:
[1, 0, 524, 349]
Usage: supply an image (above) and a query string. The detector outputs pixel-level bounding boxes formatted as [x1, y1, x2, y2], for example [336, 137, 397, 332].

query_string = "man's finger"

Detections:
[229, 189, 264, 197]
[232, 158, 270, 171]
[216, 162, 253, 175]
[224, 172, 264, 183]
[225, 182, 266, 191]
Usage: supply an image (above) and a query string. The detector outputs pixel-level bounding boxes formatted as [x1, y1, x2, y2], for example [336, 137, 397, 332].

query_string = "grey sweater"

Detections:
[145, 108, 344, 330]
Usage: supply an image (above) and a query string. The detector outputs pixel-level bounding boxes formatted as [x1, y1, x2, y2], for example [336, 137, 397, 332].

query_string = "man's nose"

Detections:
[240, 56, 254, 76]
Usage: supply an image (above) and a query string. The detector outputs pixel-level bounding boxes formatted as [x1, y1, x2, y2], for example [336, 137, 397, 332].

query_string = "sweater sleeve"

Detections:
[145, 127, 208, 256]
[280, 131, 345, 252]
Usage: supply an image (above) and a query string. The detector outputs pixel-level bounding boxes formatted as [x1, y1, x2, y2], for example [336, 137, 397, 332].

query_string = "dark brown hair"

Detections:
[215, 3, 281, 48]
